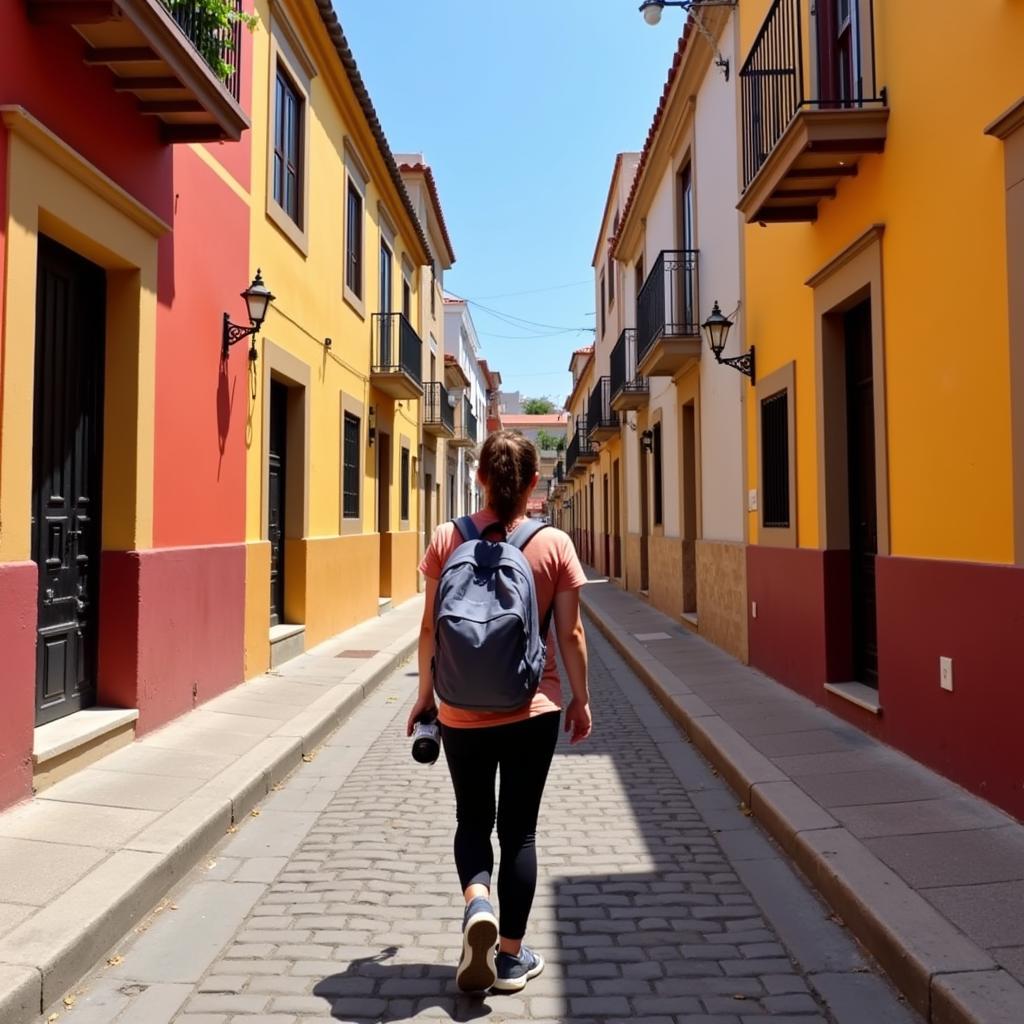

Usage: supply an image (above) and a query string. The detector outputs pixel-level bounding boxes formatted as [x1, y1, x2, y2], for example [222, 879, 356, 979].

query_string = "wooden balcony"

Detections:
[737, 0, 887, 224]
[29, 0, 249, 142]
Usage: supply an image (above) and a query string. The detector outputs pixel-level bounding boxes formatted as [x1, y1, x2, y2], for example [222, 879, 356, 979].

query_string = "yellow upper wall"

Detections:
[245, 0, 426, 542]
[740, 0, 1023, 563]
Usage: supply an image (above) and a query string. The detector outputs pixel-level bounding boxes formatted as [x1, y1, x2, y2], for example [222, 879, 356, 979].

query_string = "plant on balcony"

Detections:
[535, 429, 567, 453]
[163, 0, 258, 83]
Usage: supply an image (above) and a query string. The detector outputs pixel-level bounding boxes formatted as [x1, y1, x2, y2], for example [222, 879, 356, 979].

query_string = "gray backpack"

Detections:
[432, 516, 552, 712]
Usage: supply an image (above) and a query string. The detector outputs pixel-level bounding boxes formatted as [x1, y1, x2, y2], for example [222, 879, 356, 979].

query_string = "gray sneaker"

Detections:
[492, 945, 545, 993]
[455, 897, 498, 992]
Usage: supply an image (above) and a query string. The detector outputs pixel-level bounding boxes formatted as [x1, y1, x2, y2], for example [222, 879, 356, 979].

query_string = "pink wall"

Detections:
[0, 563, 38, 808]
[99, 544, 246, 733]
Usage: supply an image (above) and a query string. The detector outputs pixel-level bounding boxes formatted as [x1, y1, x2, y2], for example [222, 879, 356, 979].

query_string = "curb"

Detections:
[581, 589, 1024, 1024]
[0, 630, 419, 1024]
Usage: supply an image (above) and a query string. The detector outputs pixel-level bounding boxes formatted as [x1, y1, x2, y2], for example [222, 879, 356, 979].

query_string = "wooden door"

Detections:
[268, 380, 288, 627]
[612, 459, 621, 578]
[639, 439, 650, 591]
[32, 237, 106, 725]
[844, 300, 878, 686]
[816, 0, 857, 107]
[602, 474, 610, 575]
[378, 432, 391, 534]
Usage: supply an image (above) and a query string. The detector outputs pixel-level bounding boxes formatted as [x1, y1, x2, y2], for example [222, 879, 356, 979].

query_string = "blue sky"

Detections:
[334, 0, 681, 404]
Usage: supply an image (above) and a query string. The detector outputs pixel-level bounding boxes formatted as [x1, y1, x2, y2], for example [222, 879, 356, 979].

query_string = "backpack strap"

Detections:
[452, 516, 480, 542]
[506, 520, 555, 638]
[506, 519, 549, 552]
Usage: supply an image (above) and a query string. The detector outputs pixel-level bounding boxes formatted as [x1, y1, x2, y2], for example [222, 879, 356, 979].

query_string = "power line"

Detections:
[467, 279, 593, 301]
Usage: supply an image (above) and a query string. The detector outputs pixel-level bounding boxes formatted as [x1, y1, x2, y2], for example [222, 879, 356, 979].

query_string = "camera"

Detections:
[411, 709, 441, 765]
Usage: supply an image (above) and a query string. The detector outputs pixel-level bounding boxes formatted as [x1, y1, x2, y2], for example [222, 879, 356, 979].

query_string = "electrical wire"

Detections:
[467, 279, 593, 301]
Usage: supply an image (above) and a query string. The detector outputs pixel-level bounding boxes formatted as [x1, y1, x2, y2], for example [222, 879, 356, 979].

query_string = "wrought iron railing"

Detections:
[161, 0, 244, 99]
[739, 0, 885, 189]
[566, 433, 579, 475]
[587, 377, 619, 435]
[463, 398, 478, 443]
[636, 250, 699, 366]
[555, 460, 564, 483]
[423, 381, 455, 433]
[610, 328, 647, 404]
[372, 313, 423, 386]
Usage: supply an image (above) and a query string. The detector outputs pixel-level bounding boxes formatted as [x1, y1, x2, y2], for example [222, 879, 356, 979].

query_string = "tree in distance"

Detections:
[522, 396, 556, 415]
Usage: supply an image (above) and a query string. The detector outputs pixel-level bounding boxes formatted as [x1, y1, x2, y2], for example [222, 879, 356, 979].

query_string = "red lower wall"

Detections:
[748, 545, 1024, 819]
[99, 543, 245, 733]
[0, 562, 37, 808]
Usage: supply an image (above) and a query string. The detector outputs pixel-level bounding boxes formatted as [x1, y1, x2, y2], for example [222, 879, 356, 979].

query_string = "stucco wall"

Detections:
[696, 539, 748, 662]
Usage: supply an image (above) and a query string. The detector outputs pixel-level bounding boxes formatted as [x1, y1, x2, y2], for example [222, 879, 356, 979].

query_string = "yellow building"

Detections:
[738, 0, 1024, 817]
[245, 0, 432, 672]
[562, 347, 597, 560]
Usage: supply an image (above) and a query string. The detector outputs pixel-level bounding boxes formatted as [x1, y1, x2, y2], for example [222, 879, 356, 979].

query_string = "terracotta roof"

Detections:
[397, 161, 456, 266]
[573, 345, 594, 356]
[613, 19, 697, 259]
[442, 295, 464, 305]
[311, 1, 432, 265]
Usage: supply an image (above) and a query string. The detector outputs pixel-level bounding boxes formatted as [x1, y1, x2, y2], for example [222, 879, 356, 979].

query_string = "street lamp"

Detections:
[701, 301, 755, 383]
[223, 269, 275, 361]
[639, 1, 738, 79]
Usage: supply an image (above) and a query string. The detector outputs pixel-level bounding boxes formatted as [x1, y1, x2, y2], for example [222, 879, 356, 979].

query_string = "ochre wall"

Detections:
[302, 534, 380, 647]
[696, 540, 748, 663]
[740, 0, 1024, 562]
[649, 534, 683, 621]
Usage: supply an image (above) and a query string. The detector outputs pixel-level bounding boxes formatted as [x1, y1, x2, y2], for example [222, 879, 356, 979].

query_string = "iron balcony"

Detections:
[371, 312, 424, 400]
[636, 249, 701, 378]
[609, 328, 648, 411]
[29, 0, 250, 142]
[449, 396, 477, 448]
[423, 381, 455, 438]
[587, 377, 619, 441]
[738, 0, 888, 223]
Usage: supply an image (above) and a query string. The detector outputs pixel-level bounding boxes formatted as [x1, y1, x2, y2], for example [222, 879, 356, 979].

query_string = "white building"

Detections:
[442, 297, 488, 518]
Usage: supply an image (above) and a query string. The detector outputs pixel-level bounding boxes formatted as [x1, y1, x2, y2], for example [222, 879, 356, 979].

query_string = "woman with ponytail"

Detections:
[411, 429, 591, 994]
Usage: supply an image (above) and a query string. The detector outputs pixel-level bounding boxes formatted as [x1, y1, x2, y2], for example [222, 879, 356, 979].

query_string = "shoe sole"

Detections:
[491, 952, 545, 993]
[455, 911, 498, 993]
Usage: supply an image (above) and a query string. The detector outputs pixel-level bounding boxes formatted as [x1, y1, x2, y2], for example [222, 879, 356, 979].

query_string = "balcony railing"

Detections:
[566, 433, 579, 476]
[587, 377, 618, 438]
[609, 328, 647, 407]
[463, 399, 478, 444]
[372, 312, 423, 389]
[737, 0, 888, 190]
[636, 250, 699, 367]
[423, 381, 455, 434]
[162, 0, 243, 99]
[555, 460, 564, 483]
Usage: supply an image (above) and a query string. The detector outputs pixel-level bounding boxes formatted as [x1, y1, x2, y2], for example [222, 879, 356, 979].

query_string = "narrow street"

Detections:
[44, 625, 917, 1024]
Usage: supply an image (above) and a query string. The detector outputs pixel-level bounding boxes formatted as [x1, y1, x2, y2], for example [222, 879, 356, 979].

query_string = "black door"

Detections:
[32, 237, 106, 725]
[268, 381, 288, 627]
[845, 301, 878, 686]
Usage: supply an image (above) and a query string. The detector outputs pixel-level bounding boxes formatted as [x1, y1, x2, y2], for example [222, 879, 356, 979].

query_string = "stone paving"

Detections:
[42, 623, 919, 1023]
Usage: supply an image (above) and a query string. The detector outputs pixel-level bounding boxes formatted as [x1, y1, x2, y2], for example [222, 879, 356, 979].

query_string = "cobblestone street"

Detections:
[44, 624, 919, 1024]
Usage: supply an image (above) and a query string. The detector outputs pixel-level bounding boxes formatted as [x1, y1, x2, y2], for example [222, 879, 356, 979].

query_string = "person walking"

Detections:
[408, 430, 591, 994]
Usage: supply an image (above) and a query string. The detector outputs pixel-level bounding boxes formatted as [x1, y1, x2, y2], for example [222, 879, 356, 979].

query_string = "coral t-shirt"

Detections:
[419, 511, 588, 729]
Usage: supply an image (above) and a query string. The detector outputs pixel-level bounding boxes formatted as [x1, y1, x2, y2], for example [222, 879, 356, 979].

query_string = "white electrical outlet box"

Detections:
[940, 656, 954, 692]
[748, 489, 758, 511]
[752, 601, 758, 619]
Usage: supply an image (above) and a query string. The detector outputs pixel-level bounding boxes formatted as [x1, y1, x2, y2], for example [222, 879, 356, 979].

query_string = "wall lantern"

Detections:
[702, 301, 755, 383]
[640, 429, 654, 454]
[639, 1, 737, 79]
[223, 269, 275, 361]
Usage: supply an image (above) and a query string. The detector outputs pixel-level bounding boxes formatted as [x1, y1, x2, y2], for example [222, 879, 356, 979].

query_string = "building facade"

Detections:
[442, 297, 487, 517]
[0, 0, 254, 805]
[738, 0, 1024, 817]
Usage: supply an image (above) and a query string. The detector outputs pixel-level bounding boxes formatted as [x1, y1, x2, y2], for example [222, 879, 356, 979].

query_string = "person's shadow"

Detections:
[314, 946, 493, 1022]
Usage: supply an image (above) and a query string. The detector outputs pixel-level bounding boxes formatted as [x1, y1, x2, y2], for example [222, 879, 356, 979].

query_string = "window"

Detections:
[761, 390, 790, 528]
[607, 252, 615, 306]
[401, 446, 411, 522]
[431, 269, 436, 317]
[345, 182, 363, 299]
[379, 240, 392, 313]
[600, 277, 606, 337]
[273, 65, 303, 225]
[343, 412, 360, 519]
[635, 257, 644, 298]
[402, 277, 411, 320]
[652, 422, 663, 526]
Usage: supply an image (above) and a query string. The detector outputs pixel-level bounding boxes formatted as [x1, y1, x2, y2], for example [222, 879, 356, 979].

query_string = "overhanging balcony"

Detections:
[610, 328, 648, 411]
[636, 250, 701, 379]
[371, 313, 423, 400]
[738, 0, 888, 224]
[568, 416, 597, 476]
[423, 381, 455, 439]
[449, 397, 477, 448]
[29, 0, 250, 142]
[587, 377, 619, 442]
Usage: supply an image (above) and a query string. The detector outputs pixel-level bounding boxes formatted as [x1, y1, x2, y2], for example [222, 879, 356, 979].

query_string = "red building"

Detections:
[0, 0, 254, 807]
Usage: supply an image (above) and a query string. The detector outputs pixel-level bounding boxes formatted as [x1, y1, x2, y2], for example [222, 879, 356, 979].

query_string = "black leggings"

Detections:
[441, 711, 560, 941]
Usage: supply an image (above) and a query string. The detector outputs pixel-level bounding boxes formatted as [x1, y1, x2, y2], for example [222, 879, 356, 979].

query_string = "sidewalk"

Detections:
[581, 577, 1024, 1024]
[0, 597, 423, 1024]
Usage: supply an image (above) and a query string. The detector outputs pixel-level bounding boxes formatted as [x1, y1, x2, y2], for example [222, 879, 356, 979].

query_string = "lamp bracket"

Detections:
[222, 313, 259, 360]
[715, 345, 756, 384]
